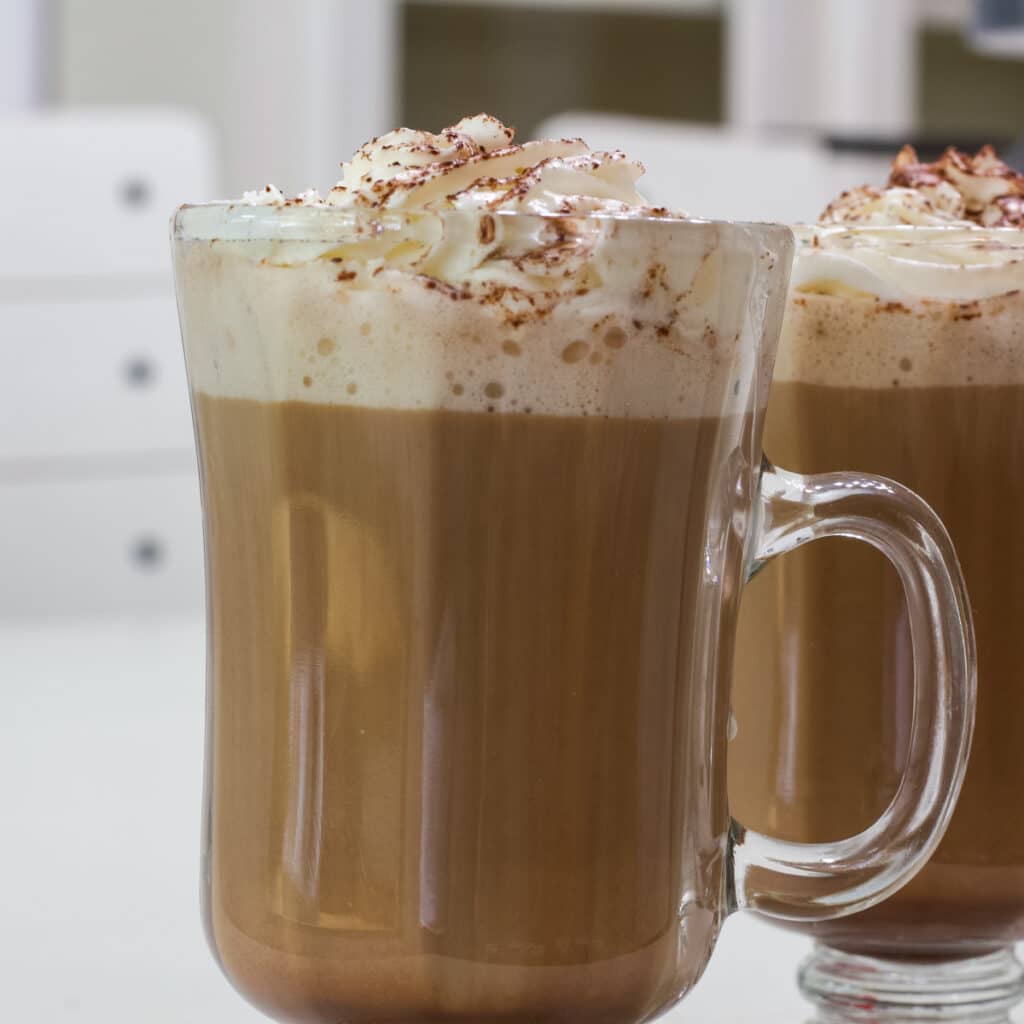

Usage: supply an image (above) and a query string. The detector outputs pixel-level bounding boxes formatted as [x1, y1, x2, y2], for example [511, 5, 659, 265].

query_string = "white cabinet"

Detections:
[0, 472, 204, 617]
[0, 110, 214, 279]
[0, 295, 193, 462]
[0, 110, 214, 619]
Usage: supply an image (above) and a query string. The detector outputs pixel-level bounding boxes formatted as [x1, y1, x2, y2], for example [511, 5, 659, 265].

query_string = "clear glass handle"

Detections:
[729, 460, 976, 921]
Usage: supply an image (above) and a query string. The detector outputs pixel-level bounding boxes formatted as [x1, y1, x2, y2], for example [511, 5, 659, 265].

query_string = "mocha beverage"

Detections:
[730, 146, 1024, 955]
[194, 398, 736, 1022]
[175, 117, 768, 1022]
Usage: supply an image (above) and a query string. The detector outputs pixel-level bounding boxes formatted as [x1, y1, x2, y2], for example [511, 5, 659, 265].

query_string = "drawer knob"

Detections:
[130, 536, 165, 571]
[123, 356, 156, 388]
[119, 177, 152, 209]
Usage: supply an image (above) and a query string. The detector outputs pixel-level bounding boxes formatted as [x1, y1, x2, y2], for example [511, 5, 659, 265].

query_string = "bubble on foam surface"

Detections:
[561, 341, 590, 364]
[604, 326, 627, 349]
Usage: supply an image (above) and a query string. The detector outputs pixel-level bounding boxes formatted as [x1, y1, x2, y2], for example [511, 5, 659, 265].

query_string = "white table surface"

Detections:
[1, 616, 1016, 1023]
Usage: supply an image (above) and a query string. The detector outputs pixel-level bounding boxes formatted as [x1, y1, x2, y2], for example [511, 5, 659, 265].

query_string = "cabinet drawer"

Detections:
[0, 471, 204, 618]
[0, 294, 195, 462]
[0, 110, 214, 279]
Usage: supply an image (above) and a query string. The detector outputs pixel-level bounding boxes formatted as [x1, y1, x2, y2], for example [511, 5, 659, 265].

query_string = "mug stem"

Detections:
[799, 944, 1024, 1023]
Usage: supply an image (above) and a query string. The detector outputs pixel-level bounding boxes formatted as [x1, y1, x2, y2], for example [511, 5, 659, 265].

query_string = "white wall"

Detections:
[57, 0, 231, 190]
[726, 0, 916, 135]
[56, 0, 397, 197]
[0, 0, 52, 109]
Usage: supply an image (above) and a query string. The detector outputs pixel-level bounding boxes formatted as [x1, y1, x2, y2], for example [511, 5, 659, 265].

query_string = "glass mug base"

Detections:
[799, 944, 1024, 1023]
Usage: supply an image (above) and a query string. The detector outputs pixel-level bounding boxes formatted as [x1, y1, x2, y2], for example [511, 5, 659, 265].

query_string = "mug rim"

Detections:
[171, 201, 795, 251]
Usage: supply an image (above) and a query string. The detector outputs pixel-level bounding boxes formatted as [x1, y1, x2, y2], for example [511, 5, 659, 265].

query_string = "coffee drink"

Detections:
[176, 116, 770, 1023]
[730, 146, 1024, 958]
[194, 395, 742, 1022]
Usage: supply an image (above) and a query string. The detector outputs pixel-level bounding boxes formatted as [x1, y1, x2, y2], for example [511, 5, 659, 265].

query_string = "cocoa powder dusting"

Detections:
[888, 144, 1024, 227]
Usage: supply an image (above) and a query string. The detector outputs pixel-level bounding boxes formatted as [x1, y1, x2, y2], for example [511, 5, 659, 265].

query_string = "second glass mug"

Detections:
[730, 224, 1024, 1022]
[172, 206, 974, 1024]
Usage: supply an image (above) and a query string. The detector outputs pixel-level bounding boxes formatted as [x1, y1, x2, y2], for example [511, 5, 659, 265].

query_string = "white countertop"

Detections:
[0, 616, 1012, 1023]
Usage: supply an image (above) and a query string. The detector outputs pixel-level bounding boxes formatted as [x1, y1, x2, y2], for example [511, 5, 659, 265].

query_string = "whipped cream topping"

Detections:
[192, 115, 691, 336]
[241, 183, 286, 206]
[822, 145, 1024, 228]
[175, 115, 789, 418]
[794, 145, 1024, 303]
[243, 114, 657, 218]
[778, 145, 1024, 390]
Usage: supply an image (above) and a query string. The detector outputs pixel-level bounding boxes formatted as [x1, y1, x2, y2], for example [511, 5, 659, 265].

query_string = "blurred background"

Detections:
[1, 1, 1022, 1021]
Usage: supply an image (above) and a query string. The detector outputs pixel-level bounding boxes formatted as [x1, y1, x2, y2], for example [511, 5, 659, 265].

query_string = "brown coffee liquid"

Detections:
[196, 394, 740, 1023]
[730, 380, 1024, 956]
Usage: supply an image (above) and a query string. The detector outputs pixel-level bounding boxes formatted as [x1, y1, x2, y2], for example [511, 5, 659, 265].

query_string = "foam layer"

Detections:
[775, 287, 1024, 388]
[174, 210, 789, 417]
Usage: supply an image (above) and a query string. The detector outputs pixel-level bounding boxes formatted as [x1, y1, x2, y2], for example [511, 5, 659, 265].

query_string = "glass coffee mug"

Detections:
[172, 206, 974, 1024]
[731, 224, 1024, 1022]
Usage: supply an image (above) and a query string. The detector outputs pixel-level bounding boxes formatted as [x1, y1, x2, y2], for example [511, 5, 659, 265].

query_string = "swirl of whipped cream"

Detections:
[822, 145, 1024, 228]
[795, 145, 1024, 302]
[243, 114, 654, 217]
[229, 114, 682, 316]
